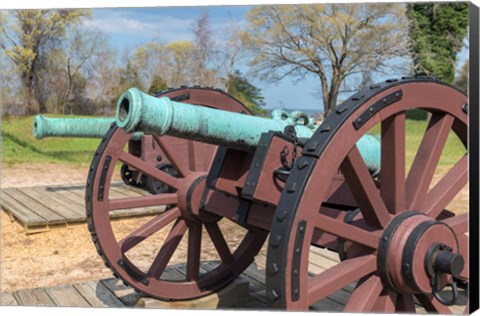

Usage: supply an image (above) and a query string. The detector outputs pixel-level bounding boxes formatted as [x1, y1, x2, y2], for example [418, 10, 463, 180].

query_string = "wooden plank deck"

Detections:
[0, 247, 468, 313]
[1, 183, 165, 234]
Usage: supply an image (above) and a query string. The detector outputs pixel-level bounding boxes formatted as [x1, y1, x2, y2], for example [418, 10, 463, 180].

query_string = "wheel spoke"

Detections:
[380, 113, 406, 214]
[406, 113, 454, 210]
[152, 135, 191, 177]
[204, 222, 234, 265]
[307, 254, 376, 305]
[186, 223, 202, 280]
[314, 212, 379, 249]
[416, 294, 452, 314]
[343, 274, 383, 312]
[396, 294, 416, 312]
[109, 194, 178, 211]
[119, 152, 180, 189]
[442, 213, 468, 235]
[424, 155, 468, 219]
[341, 146, 391, 228]
[372, 289, 397, 312]
[119, 207, 181, 253]
[148, 218, 188, 278]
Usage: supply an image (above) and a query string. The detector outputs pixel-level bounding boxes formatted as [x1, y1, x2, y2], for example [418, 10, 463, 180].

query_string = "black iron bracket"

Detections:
[353, 90, 403, 130]
[206, 147, 228, 189]
[98, 155, 111, 201]
[291, 220, 307, 302]
[241, 132, 275, 199]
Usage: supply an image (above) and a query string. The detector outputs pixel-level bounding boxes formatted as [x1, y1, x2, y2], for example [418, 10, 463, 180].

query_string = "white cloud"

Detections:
[82, 9, 196, 42]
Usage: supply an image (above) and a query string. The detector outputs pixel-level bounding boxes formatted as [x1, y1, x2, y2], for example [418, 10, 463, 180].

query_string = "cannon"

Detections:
[33, 115, 118, 140]
[32, 87, 252, 194]
[86, 78, 469, 312]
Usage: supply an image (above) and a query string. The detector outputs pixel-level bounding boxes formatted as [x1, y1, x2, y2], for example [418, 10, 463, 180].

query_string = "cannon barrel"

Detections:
[115, 88, 381, 173]
[33, 115, 141, 140]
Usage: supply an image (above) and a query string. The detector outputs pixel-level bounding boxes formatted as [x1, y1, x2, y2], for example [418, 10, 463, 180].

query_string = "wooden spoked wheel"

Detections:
[267, 78, 468, 312]
[86, 87, 267, 301]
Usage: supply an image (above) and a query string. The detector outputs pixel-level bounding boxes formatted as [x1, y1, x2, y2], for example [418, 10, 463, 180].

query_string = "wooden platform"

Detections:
[1, 183, 164, 234]
[0, 248, 468, 313]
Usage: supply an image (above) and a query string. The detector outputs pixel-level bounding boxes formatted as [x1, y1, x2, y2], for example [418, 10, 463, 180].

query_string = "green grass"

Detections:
[368, 112, 466, 170]
[1, 114, 466, 169]
[2, 115, 103, 166]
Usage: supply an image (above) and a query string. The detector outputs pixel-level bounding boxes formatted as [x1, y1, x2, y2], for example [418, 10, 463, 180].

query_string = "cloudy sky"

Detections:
[2, 1, 469, 111]
[81, 5, 326, 111]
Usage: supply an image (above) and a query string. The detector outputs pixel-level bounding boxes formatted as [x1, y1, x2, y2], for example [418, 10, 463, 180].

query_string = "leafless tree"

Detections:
[244, 4, 410, 113]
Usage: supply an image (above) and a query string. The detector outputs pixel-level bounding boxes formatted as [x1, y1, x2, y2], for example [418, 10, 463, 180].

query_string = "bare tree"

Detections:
[58, 28, 107, 114]
[244, 4, 410, 113]
[219, 18, 247, 91]
[191, 11, 219, 86]
[85, 47, 120, 115]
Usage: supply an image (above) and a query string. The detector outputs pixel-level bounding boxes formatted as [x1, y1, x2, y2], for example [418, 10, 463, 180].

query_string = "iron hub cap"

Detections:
[378, 211, 462, 295]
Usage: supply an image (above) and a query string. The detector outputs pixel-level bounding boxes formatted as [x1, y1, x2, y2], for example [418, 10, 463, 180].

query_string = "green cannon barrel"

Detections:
[115, 88, 381, 173]
[33, 115, 115, 140]
[33, 115, 142, 140]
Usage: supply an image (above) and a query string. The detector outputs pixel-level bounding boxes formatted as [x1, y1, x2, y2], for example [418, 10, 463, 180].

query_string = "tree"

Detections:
[119, 60, 144, 92]
[1, 9, 91, 113]
[406, 3, 469, 83]
[148, 75, 168, 94]
[85, 46, 120, 115]
[454, 59, 468, 93]
[166, 40, 197, 86]
[219, 18, 248, 92]
[226, 70, 266, 115]
[132, 41, 169, 90]
[58, 28, 107, 114]
[191, 11, 219, 87]
[244, 4, 409, 114]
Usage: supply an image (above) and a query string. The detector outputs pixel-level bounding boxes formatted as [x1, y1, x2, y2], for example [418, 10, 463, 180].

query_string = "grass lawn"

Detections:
[1, 114, 466, 169]
[2, 115, 104, 166]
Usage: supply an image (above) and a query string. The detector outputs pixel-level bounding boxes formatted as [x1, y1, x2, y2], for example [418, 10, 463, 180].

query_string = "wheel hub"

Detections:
[176, 172, 219, 223]
[377, 211, 463, 295]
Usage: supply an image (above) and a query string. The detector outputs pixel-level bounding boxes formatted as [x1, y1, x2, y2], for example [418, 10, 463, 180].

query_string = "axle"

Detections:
[115, 88, 381, 173]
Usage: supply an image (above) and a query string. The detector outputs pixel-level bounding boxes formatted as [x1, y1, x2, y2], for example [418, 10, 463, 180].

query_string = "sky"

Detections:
[83, 5, 325, 111]
[1, 1, 471, 112]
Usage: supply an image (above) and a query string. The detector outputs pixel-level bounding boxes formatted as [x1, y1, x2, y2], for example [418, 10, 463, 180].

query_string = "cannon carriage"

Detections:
[85, 77, 469, 312]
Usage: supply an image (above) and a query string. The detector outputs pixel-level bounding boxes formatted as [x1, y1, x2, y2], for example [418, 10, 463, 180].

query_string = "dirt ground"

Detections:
[0, 162, 470, 294]
[0, 163, 252, 293]
[1, 163, 110, 292]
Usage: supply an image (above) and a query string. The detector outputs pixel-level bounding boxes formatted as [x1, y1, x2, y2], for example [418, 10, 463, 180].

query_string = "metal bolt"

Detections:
[269, 289, 279, 300]
[277, 210, 288, 222]
[270, 262, 279, 274]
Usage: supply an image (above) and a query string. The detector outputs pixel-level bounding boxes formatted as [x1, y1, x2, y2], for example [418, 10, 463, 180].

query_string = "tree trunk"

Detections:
[318, 74, 331, 116]
[22, 74, 37, 114]
[325, 73, 341, 115]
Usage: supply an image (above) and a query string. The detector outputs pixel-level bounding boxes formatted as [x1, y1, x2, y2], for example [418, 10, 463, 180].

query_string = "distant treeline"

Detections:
[0, 3, 469, 117]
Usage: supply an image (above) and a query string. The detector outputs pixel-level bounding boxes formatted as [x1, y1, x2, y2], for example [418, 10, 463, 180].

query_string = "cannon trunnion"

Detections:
[85, 78, 469, 312]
